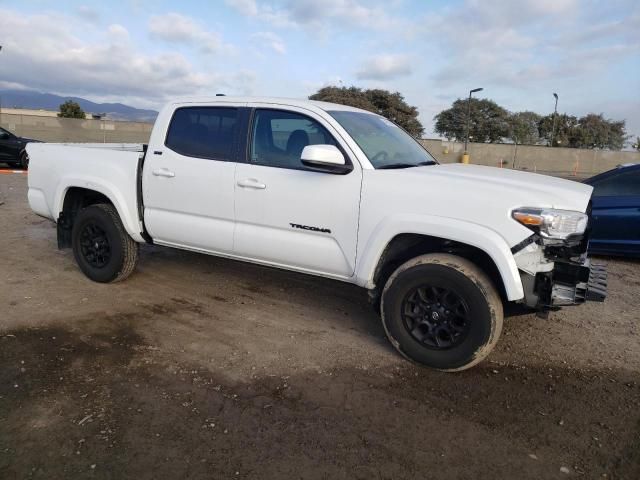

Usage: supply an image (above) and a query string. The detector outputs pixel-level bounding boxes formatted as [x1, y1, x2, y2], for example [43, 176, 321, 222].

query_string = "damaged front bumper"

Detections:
[516, 236, 607, 310]
[526, 256, 607, 309]
[549, 258, 607, 305]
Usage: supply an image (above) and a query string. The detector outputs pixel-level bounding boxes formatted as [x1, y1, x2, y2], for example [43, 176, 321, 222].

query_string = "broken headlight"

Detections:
[512, 208, 588, 240]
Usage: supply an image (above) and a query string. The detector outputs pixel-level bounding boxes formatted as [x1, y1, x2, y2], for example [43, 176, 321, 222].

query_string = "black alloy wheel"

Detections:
[380, 253, 503, 371]
[402, 285, 470, 350]
[71, 203, 139, 283]
[20, 151, 29, 169]
[79, 222, 112, 269]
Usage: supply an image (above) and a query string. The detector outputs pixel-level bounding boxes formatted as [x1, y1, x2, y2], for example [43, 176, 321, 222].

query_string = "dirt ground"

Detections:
[1, 173, 638, 479]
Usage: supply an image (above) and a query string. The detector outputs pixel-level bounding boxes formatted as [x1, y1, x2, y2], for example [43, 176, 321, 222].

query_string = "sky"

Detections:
[0, 0, 639, 139]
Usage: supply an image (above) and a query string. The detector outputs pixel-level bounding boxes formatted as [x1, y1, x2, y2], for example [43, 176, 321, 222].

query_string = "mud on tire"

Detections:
[381, 253, 503, 371]
[71, 203, 139, 283]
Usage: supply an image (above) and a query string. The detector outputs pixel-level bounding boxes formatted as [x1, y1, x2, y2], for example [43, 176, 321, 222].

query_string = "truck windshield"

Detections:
[328, 110, 437, 169]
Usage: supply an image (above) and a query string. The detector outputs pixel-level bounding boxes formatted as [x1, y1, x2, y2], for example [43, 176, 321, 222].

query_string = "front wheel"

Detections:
[72, 204, 139, 283]
[381, 253, 503, 371]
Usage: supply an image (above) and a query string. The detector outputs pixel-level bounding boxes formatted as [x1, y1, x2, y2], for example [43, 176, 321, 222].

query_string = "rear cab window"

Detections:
[165, 107, 239, 161]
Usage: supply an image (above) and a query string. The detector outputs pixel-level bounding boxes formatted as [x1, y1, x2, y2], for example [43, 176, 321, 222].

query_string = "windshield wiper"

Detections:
[377, 161, 436, 170]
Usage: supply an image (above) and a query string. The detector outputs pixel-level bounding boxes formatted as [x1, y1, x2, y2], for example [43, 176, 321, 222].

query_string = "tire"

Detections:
[72, 203, 139, 283]
[19, 151, 29, 170]
[380, 253, 503, 371]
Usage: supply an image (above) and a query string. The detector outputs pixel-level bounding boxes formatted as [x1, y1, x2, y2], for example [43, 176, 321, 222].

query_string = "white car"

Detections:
[26, 97, 606, 371]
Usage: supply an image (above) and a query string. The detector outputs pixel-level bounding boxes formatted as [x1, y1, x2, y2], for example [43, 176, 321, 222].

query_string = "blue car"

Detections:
[585, 163, 640, 257]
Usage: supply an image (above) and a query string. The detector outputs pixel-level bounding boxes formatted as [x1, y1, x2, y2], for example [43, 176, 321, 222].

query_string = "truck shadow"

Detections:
[1, 321, 638, 480]
[136, 243, 387, 335]
[132, 243, 575, 355]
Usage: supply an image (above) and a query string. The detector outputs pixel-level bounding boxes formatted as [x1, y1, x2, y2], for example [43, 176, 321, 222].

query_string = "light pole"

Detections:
[464, 87, 483, 157]
[550, 92, 559, 147]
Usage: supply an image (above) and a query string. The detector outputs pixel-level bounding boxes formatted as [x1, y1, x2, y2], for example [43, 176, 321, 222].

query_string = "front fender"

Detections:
[355, 214, 524, 301]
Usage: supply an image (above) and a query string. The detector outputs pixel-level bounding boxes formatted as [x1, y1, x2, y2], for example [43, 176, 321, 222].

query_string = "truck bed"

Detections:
[26, 142, 146, 242]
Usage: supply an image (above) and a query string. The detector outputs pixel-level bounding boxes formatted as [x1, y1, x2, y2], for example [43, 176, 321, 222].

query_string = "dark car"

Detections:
[0, 126, 39, 169]
[585, 163, 640, 257]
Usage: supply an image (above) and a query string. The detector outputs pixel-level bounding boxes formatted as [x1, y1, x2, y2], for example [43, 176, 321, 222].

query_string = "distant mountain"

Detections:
[0, 89, 158, 122]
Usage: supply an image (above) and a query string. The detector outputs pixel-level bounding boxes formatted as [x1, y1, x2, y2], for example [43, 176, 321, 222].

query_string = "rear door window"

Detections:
[165, 107, 239, 161]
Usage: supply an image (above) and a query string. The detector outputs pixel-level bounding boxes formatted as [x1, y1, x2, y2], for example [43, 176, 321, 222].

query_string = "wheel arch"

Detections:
[356, 216, 524, 304]
[55, 184, 143, 248]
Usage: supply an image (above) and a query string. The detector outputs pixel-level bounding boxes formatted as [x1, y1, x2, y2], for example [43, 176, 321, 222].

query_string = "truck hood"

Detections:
[362, 163, 593, 247]
[422, 163, 593, 212]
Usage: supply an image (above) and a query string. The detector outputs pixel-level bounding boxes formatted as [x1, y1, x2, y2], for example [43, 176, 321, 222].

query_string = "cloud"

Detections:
[225, 0, 259, 16]
[225, 0, 291, 27]
[283, 0, 390, 29]
[76, 5, 100, 23]
[108, 24, 130, 44]
[356, 54, 413, 80]
[249, 31, 286, 54]
[0, 8, 254, 108]
[225, 0, 395, 30]
[420, 0, 640, 90]
[148, 12, 232, 54]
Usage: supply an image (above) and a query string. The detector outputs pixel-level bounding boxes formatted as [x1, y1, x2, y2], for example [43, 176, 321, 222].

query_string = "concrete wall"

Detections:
[0, 113, 152, 144]
[0, 108, 59, 117]
[420, 139, 640, 179]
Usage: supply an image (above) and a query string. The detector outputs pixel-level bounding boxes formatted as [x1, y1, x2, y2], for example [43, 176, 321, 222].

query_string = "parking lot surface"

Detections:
[1, 174, 639, 479]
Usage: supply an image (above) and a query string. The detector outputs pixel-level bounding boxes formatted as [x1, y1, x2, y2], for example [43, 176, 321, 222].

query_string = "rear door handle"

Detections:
[152, 168, 175, 178]
[237, 178, 266, 189]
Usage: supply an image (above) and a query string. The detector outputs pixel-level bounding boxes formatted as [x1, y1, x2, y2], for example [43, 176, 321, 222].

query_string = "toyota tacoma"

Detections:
[26, 97, 606, 371]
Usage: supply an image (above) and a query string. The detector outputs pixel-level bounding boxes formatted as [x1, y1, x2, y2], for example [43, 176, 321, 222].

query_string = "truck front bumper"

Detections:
[549, 257, 607, 306]
[521, 255, 607, 309]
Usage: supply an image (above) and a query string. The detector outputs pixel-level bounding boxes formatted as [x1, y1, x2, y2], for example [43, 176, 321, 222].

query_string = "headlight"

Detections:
[512, 207, 588, 240]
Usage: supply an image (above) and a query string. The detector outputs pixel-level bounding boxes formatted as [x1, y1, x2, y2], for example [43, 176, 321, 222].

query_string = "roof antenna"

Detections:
[216, 93, 226, 96]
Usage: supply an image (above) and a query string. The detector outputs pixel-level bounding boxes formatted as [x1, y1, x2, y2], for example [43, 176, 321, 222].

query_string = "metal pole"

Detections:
[464, 87, 483, 154]
[550, 93, 558, 146]
[464, 91, 472, 153]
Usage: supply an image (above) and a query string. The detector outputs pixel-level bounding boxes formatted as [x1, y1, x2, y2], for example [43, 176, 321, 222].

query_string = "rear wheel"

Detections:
[381, 253, 503, 371]
[19, 151, 29, 170]
[72, 204, 139, 283]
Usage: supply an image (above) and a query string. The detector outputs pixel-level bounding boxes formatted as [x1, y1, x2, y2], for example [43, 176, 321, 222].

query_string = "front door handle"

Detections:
[237, 178, 266, 189]
[152, 168, 175, 178]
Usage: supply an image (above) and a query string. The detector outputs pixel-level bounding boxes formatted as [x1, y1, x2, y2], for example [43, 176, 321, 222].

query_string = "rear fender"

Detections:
[54, 177, 144, 242]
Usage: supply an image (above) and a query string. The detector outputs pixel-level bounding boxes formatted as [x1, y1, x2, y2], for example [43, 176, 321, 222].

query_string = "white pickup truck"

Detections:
[27, 97, 606, 371]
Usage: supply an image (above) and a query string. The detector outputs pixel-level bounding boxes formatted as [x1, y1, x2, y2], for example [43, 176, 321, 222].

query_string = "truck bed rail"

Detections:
[45, 143, 146, 152]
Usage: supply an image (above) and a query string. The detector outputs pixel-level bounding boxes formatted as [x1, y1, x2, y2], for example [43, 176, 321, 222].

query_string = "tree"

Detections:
[574, 114, 627, 150]
[434, 97, 630, 150]
[433, 98, 510, 143]
[634, 137, 640, 151]
[507, 111, 541, 145]
[58, 100, 86, 119]
[538, 113, 578, 147]
[539, 113, 628, 150]
[309, 86, 424, 137]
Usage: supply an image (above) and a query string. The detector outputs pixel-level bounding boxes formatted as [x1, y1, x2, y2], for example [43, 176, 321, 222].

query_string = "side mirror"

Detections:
[0, 132, 10, 140]
[301, 144, 352, 174]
